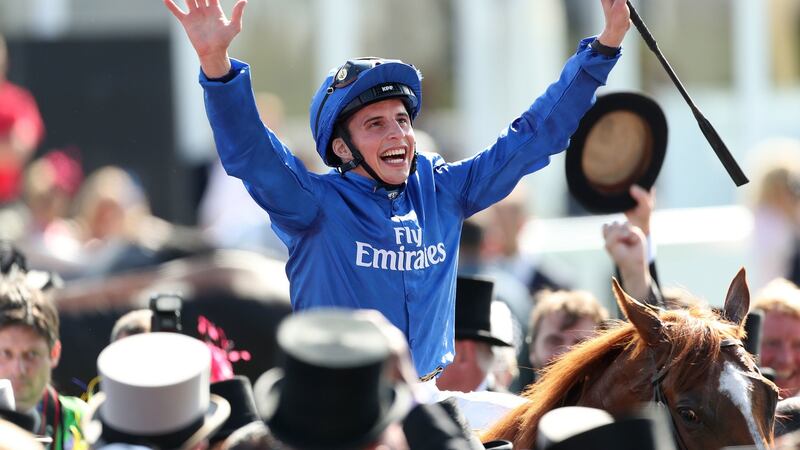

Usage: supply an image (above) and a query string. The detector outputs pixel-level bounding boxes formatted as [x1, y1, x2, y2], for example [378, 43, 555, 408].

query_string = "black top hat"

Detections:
[742, 310, 764, 359]
[566, 92, 668, 214]
[455, 276, 512, 348]
[253, 309, 411, 450]
[209, 376, 260, 444]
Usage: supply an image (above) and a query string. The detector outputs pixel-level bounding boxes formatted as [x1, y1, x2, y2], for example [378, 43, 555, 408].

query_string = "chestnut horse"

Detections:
[483, 269, 778, 450]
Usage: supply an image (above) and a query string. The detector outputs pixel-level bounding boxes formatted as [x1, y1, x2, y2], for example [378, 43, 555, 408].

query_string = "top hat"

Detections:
[82, 332, 231, 450]
[537, 406, 676, 450]
[566, 92, 668, 214]
[253, 309, 412, 450]
[455, 276, 512, 347]
[208, 376, 260, 444]
[742, 310, 764, 360]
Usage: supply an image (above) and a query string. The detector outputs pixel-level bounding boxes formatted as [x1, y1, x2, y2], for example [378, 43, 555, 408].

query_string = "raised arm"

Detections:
[437, 0, 631, 216]
[163, 0, 246, 78]
[165, 0, 321, 232]
[604, 186, 663, 306]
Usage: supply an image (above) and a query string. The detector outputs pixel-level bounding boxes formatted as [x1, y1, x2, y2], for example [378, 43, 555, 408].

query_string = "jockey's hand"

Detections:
[603, 221, 651, 302]
[624, 185, 654, 237]
[163, 0, 247, 78]
[598, 0, 631, 48]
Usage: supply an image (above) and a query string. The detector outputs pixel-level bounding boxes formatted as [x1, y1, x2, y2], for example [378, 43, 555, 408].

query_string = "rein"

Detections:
[650, 338, 742, 450]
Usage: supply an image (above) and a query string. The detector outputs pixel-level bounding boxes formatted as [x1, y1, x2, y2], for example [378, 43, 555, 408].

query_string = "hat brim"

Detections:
[455, 330, 513, 348]
[253, 368, 411, 450]
[566, 92, 667, 214]
[82, 392, 231, 450]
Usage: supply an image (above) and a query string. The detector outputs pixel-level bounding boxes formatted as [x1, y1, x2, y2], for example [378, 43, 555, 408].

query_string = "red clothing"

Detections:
[0, 79, 45, 147]
[0, 80, 45, 201]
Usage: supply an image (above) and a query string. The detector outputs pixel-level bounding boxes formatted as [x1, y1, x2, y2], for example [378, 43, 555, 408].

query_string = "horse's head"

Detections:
[589, 269, 779, 450]
[484, 269, 778, 450]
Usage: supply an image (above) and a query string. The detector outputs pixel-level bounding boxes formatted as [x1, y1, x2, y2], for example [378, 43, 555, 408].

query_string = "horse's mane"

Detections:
[483, 306, 745, 447]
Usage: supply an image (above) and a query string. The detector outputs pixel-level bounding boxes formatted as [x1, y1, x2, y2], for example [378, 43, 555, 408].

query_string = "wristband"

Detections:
[590, 38, 620, 57]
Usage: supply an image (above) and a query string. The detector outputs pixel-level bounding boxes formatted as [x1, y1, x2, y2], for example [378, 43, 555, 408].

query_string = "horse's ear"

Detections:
[722, 267, 750, 329]
[612, 278, 662, 346]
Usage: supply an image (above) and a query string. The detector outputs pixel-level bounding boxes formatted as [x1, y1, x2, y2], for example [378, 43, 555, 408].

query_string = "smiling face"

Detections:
[332, 99, 415, 186]
[760, 311, 800, 397]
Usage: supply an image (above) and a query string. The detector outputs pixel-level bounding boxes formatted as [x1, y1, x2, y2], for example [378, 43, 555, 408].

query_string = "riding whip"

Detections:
[626, 1, 749, 186]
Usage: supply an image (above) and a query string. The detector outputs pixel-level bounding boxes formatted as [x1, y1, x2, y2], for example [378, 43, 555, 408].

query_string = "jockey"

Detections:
[164, 0, 632, 379]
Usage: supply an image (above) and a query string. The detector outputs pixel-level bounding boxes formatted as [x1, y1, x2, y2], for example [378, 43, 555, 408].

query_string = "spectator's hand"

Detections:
[163, 0, 247, 78]
[597, 0, 631, 48]
[603, 221, 651, 301]
[624, 185, 654, 237]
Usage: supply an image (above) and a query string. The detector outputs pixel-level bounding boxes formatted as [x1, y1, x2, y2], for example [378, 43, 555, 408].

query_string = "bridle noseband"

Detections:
[650, 338, 743, 450]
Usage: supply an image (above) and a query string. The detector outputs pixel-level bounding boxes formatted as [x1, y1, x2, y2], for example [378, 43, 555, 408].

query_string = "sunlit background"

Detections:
[2, 0, 800, 306]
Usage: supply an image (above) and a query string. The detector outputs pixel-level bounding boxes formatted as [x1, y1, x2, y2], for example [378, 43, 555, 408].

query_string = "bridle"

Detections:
[650, 338, 743, 450]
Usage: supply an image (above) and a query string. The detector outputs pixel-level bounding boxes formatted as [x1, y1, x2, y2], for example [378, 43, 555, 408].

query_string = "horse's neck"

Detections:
[573, 347, 655, 415]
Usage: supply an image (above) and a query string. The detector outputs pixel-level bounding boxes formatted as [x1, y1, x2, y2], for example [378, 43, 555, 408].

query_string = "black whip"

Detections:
[626, 0, 749, 186]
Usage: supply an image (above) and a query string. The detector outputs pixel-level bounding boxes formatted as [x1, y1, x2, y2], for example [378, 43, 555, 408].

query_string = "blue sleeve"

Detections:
[436, 37, 620, 217]
[200, 59, 321, 232]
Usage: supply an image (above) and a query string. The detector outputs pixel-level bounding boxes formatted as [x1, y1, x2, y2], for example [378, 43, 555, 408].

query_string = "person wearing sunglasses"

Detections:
[164, 0, 631, 382]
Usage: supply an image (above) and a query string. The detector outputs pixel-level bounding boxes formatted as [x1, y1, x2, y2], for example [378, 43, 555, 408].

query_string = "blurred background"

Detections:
[1, 0, 799, 309]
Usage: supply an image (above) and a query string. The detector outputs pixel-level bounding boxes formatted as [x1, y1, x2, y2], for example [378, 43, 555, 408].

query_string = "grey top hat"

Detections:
[254, 309, 412, 450]
[83, 332, 231, 450]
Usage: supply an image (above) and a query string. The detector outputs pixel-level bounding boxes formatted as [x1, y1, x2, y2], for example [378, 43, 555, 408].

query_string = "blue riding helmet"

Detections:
[309, 57, 423, 167]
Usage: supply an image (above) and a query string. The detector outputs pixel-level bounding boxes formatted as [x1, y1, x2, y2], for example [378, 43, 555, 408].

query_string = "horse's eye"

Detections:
[677, 407, 700, 424]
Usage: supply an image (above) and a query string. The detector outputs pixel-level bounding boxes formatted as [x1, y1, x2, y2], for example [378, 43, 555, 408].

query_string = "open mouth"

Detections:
[379, 148, 407, 165]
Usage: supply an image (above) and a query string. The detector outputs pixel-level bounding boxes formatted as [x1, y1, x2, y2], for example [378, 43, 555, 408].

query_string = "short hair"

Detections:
[110, 309, 152, 342]
[753, 278, 800, 320]
[528, 290, 609, 345]
[0, 269, 59, 348]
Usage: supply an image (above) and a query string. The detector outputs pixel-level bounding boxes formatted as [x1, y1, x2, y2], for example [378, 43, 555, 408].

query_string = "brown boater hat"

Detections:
[253, 309, 412, 450]
[455, 275, 513, 348]
[566, 92, 667, 214]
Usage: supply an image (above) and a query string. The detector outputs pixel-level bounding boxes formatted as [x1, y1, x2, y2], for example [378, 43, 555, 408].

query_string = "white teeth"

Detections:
[381, 149, 405, 158]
